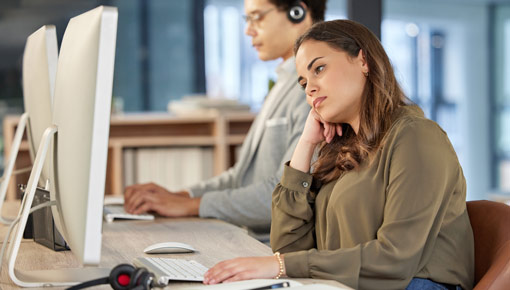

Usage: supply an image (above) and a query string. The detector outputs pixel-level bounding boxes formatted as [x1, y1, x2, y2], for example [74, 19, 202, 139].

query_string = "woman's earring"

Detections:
[364, 71, 369, 77]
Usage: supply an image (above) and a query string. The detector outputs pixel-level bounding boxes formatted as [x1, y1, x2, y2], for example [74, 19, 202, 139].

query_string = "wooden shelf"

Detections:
[110, 136, 217, 147]
[227, 135, 249, 145]
[2, 110, 255, 200]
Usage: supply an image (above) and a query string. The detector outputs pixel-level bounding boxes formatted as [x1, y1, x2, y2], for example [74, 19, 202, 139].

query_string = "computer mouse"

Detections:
[143, 242, 196, 254]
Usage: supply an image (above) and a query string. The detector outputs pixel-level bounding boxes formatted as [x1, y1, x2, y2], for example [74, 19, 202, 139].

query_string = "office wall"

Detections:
[148, 0, 197, 111]
[110, 0, 143, 111]
[110, 0, 200, 112]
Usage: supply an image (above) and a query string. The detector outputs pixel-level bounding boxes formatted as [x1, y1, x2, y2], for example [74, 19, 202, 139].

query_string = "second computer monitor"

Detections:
[22, 24, 58, 187]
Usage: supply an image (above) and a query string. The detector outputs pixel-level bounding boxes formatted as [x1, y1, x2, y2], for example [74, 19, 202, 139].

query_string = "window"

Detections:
[494, 6, 510, 193]
[383, 0, 491, 200]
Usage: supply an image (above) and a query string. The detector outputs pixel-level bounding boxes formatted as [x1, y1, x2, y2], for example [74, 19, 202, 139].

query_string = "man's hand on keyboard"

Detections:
[124, 183, 200, 217]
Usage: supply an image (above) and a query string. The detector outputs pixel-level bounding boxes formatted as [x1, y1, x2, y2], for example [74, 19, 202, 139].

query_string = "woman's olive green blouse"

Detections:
[270, 106, 474, 290]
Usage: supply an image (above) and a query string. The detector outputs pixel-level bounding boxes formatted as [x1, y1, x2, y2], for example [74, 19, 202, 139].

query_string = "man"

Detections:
[124, 0, 326, 238]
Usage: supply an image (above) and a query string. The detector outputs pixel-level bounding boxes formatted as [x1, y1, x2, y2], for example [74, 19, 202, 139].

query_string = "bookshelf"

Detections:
[2, 110, 255, 200]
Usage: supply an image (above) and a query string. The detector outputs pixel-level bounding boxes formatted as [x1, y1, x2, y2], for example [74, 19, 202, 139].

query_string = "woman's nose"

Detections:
[306, 83, 317, 97]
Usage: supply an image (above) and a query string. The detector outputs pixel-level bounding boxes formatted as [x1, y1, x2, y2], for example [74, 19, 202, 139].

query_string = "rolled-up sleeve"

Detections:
[270, 163, 316, 254]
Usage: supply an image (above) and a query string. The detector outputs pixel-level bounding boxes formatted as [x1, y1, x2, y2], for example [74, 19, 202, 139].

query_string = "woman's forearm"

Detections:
[289, 137, 317, 173]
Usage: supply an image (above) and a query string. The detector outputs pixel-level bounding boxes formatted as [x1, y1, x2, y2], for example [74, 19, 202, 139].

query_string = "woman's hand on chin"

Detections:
[308, 109, 343, 144]
[302, 109, 342, 145]
[322, 119, 343, 143]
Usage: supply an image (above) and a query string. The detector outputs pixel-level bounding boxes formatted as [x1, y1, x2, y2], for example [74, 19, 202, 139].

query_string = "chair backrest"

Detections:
[467, 200, 510, 290]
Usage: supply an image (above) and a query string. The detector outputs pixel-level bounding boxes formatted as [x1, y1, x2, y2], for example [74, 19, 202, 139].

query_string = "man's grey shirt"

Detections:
[188, 57, 309, 234]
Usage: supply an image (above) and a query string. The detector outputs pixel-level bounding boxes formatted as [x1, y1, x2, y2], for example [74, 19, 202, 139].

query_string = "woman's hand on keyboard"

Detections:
[203, 255, 284, 285]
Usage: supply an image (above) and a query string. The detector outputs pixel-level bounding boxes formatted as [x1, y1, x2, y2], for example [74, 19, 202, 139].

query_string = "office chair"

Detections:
[466, 200, 510, 290]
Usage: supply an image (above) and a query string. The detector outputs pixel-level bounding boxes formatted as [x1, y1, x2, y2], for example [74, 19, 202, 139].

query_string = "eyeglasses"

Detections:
[242, 8, 275, 25]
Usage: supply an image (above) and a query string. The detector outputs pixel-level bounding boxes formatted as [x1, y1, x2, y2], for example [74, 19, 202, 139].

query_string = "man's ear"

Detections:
[300, 0, 308, 11]
[300, 1, 313, 23]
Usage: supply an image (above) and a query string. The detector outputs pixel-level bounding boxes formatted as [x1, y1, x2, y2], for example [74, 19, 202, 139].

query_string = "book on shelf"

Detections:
[123, 148, 136, 188]
[123, 146, 214, 191]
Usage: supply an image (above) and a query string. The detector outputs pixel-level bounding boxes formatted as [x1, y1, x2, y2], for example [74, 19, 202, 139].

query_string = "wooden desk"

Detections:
[0, 202, 349, 290]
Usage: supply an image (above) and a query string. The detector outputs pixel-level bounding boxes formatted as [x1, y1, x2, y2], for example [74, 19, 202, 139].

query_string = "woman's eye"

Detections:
[314, 65, 324, 75]
[300, 82, 307, 90]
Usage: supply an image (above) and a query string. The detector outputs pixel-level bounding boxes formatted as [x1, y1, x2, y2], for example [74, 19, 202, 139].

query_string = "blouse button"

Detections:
[302, 181, 309, 188]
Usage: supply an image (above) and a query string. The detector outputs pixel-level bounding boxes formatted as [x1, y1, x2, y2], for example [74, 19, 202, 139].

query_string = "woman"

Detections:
[203, 19, 474, 290]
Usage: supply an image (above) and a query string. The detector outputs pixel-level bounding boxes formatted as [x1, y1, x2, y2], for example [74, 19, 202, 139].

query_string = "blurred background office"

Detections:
[0, 0, 508, 201]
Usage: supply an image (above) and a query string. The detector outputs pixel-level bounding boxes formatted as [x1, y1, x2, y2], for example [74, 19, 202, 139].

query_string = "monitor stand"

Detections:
[5, 126, 110, 287]
[0, 113, 28, 225]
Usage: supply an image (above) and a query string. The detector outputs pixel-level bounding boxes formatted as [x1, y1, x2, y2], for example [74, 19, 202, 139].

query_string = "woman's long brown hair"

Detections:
[294, 20, 411, 184]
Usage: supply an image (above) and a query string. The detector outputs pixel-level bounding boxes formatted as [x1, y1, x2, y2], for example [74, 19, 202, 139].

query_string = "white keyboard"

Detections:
[133, 257, 208, 284]
[103, 205, 154, 223]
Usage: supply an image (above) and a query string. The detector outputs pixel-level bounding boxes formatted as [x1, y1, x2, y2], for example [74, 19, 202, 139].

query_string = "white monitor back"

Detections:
[22, 25, 58, 187]
[50, 6, 117, 265]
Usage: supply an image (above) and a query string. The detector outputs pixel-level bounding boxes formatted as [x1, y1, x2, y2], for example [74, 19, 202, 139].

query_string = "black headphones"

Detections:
[287, 1, 306, 23]
[67, 264, 163, 290]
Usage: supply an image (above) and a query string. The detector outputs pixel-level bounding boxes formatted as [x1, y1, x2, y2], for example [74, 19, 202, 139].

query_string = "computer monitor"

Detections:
[6, 6, 118, 287]
[0, 25, 57, 224]
[23, 25, 57, 188]
[50, 4, 117, 266]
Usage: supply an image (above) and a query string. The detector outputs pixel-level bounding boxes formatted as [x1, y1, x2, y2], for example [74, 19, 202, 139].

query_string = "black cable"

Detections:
[66, 277, 109, 290]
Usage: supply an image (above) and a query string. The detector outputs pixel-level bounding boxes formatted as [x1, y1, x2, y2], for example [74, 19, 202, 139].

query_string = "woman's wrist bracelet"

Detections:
[273, 252, 284, 279]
